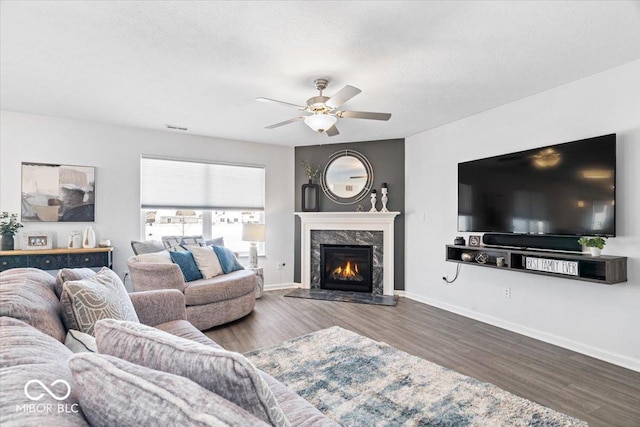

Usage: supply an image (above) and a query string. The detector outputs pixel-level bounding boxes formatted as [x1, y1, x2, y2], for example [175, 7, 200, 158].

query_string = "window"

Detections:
[141, 157, 265, 254]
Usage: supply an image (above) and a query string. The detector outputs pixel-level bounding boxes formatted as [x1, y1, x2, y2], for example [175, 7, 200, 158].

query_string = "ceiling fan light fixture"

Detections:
[304, 113, 337, 133]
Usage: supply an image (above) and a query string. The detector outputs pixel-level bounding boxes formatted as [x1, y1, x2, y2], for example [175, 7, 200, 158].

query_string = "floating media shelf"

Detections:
[445, 245, 627, 285]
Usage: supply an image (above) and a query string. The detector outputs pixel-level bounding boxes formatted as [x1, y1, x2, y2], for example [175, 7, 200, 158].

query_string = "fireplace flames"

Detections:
[330, 260, 364, 282]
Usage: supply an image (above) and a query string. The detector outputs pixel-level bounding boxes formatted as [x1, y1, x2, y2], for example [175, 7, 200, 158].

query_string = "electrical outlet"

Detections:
[504, 287, 511, 299]
[276, 262, 285, 270]
[419, 213, 426, 222]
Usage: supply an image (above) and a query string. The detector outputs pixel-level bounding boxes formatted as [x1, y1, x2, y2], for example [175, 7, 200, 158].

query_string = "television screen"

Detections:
[458, 134, 616, 236]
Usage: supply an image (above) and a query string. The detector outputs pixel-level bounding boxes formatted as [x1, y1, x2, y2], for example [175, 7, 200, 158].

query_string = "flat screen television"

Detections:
[458, 134, 616, 237]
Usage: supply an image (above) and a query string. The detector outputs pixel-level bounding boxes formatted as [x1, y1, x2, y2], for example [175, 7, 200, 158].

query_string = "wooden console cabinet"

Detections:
[0, 247, 113, 272]
[445, 245, 626, 285]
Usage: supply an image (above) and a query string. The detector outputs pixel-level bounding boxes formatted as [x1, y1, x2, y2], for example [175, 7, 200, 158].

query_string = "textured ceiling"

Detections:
[1, 1, 640, 147]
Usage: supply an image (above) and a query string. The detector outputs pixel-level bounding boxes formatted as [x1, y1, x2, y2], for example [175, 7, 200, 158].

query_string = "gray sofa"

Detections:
[127, 255, 257, 331]
[0, 268, 336, 426]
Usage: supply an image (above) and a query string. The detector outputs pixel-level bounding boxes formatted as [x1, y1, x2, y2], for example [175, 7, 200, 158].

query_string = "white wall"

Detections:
[0, 112, 295, 288]
[405, 60, 640, 371]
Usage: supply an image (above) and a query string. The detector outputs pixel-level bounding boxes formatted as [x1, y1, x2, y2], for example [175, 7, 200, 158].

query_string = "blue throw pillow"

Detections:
[211, 246, 244, 274]
[169, 251, 203, 282]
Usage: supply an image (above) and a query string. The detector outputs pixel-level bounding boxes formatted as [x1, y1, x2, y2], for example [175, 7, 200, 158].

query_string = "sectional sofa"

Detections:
[0, 268, 337, 426]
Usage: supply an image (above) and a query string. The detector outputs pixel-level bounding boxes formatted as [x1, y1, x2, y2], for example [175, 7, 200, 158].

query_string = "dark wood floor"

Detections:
[205, 289, 640, 427]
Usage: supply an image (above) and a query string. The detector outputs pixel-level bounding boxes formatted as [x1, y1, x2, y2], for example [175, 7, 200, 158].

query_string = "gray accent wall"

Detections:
[294, 138, 405, 290]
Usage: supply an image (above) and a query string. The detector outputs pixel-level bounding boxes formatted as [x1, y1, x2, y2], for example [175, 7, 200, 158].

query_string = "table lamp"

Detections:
[242, 223, 266, 268]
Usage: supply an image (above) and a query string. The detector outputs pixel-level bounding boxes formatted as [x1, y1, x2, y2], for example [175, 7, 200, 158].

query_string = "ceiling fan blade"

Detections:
[326, 85, 361, 109]
[255, 97, 305, 110]
[265, 116, 305, 129]
[326, 125, 340, 137]
[337, 110, 392, 121]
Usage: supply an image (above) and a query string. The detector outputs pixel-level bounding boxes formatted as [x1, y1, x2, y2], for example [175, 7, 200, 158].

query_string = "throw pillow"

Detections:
[65, 329, 97, 353]
[1, 317, 88, 426]
[130, 240, 164, 256]
[0, 269, 67, 343]
[205, 237, 224, 247]
[95, 319, 290, 427]
[57, 268, 99, 331]
[187, 245, 223, 279]
[212, 245, 245, 274]
[55, 267, 96, 298]
[133, 250, 173, 264]
[169, 251, 203, 282]
[162, 235, 206, 250]
[63, 267, 139, 336]
[69, 353, 267, 427]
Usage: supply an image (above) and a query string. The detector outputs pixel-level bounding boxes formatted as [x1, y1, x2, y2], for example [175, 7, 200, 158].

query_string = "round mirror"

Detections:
[321, 150, 374, 204]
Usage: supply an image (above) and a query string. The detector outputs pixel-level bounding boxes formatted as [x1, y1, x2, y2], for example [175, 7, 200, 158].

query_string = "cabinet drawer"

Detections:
[28, 254, 68, 270]
[69, 252, 109, 268]
[0, 256, 29, 271]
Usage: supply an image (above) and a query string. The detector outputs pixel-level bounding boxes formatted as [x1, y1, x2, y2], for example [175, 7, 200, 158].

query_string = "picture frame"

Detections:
[469, 235, 482, 247]
[21, 231, 53, 250]
[21, 162, 95, 222]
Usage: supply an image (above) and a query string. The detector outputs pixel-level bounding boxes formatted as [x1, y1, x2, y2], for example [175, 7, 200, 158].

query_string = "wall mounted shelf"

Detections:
[445, 245, 626, 285]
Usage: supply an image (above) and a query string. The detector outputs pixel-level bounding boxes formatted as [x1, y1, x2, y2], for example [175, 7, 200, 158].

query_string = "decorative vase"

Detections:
[301, 179, 319, 212]
[83, 226, 96, 248]
[589, 247, 601, 257]
[1, 234, 14, 251]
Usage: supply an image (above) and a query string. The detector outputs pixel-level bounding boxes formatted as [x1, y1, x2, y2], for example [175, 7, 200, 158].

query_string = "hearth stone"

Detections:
[310, 230, 383, 294]
[284, 289, 398, 306]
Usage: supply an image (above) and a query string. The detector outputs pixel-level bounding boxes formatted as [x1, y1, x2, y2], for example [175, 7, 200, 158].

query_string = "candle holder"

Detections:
[380, 183, 389, 212]
[369, 190, 378, 212]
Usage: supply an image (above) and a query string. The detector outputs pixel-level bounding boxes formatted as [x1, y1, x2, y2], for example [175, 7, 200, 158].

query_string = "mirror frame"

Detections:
[321, 150, 374, 205]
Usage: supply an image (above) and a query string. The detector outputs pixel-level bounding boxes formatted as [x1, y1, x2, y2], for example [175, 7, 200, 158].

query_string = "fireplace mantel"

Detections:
[296, 212, 400, 296]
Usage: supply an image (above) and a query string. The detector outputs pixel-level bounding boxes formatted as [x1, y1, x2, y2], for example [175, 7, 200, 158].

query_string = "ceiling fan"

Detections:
[256, 78, 391, 137]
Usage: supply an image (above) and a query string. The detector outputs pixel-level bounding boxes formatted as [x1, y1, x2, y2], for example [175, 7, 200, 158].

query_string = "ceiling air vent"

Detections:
[165, 124, 188, 131]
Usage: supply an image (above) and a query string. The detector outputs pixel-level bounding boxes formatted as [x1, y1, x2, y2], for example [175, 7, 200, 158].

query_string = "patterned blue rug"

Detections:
[245, 326, 587, 426]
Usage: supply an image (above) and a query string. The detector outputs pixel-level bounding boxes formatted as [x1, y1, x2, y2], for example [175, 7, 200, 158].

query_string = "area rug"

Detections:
[245, 326, 587, 427]
[285, 288, 398, 306]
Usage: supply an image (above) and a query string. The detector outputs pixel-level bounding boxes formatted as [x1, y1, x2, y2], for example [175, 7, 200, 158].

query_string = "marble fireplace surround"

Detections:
[296, 212, 400, 296]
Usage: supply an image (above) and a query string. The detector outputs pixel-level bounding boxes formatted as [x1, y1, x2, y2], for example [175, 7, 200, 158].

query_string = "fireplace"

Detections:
[320, 244, 373, 293]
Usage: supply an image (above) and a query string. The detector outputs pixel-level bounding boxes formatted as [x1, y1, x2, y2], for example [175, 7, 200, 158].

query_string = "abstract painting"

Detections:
[21, 162, 95, 222]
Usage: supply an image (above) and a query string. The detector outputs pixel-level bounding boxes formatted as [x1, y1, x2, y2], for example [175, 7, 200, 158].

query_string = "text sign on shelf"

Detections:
[525, 257, 579, 276]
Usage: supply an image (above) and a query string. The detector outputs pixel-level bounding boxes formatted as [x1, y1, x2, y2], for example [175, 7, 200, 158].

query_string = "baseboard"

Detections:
[394, 290, 406, 297]
[264, 282, 299, 291]
[403, 292, 640, 373]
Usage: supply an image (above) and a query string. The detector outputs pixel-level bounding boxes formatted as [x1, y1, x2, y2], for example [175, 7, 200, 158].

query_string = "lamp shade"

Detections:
[242, 223, 266, 242]
[304, 114, 337, 132]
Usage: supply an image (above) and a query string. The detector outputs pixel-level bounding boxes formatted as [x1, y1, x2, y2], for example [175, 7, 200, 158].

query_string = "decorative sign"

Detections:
[525, 257, 579, 276]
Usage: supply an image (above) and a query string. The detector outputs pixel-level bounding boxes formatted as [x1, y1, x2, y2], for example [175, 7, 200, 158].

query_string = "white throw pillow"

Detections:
[134, 250, 173, 264]
[65, 329, 98, 353]
[188, 245, 223, 279]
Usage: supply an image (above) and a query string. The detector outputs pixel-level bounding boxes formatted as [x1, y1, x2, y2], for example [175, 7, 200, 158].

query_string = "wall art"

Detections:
[21, 162, 95, 222]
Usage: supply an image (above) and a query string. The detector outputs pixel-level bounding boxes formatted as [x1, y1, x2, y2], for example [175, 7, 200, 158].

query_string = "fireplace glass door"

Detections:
[320, 244, 373, 292]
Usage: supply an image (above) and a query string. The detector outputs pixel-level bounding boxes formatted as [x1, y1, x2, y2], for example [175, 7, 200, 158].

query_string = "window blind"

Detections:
[141, 157, 265, 210]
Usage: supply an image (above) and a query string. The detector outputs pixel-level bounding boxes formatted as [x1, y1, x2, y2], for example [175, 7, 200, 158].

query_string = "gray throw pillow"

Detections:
[69, 353, 267, 427]
[130, 240, 164, 255]
[162, 235, 206, 250]
[205, 236, 225, 247]
[0, 268, 67, 343]
[1, 317, 89, 426]
[95, 319, 289, 427]
[63, 268, 139, 336]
